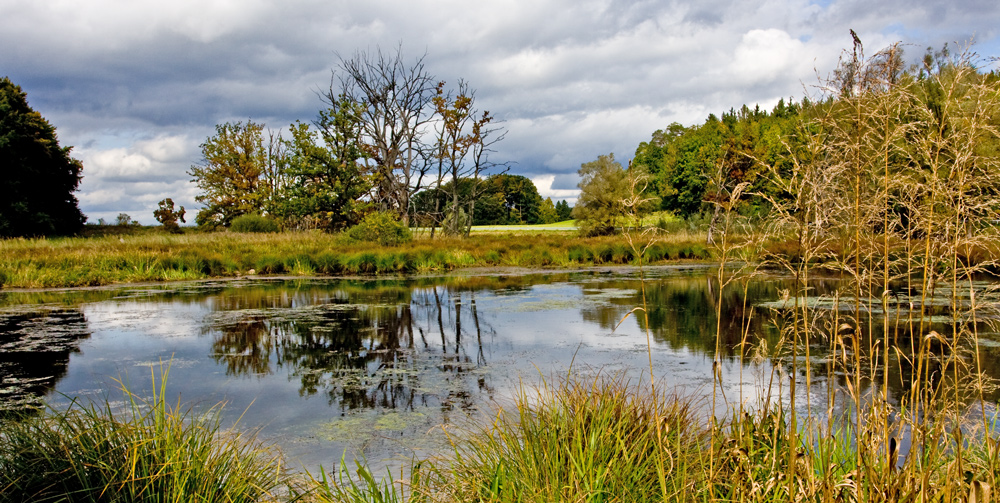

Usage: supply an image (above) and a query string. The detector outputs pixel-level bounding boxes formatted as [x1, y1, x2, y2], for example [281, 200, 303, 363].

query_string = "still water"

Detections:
[2, 266, 999, 474]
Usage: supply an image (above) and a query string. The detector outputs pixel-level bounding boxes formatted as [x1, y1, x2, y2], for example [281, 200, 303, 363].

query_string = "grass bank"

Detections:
[3, 372, 995, 502]
[0, 368, 287, 503]
[0, 229, 711, 289]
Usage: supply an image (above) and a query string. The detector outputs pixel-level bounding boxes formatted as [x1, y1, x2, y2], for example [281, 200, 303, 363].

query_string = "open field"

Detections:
[466, 220, 577, 232]
[0, 227, 711, 289]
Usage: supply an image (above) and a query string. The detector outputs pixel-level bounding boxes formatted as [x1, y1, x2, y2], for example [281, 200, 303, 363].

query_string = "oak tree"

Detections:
[188, 120, 286, 227]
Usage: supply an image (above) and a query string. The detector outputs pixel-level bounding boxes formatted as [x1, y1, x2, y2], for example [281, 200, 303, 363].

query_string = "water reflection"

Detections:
[0, 308, 91, 413]
[1, 268, 999, 471]
[203, 284, 497, 417]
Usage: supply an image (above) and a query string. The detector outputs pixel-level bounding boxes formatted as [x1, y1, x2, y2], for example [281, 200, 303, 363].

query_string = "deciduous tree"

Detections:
[0, 77, 86, 237]
[188, 121, 286, 227]
[280, 95, 370, 230]
[153, 198, 186, 233]
[329, 45, 436, 224]
[572, 154, 656, 236]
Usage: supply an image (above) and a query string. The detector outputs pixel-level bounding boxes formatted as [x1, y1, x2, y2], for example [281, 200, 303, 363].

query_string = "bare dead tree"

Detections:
[328, 44, 437, 224]
[464, 114, 509, 236]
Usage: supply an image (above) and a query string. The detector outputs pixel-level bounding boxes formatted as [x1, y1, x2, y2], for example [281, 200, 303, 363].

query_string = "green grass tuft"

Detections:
[0, 366, 286, 503]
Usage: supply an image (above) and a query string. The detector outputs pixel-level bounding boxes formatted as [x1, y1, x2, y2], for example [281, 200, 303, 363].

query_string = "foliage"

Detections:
[633, 100, 805, 219]
[114, 213, 140, 227]
[426, 80, 499, 236]
[152, 198, 185, 233]
[537, 197, 559, 224]
[345, 211, 413, 246]
[440, 205, 470, 236]
[480, 174, 544, 225]
[0, 76, 86, 237]
[280, 96, 370, 231]
[573, 153, 657, 236]
[413, 174, 545, 226]
[188, 120, 286, 228]
[229, 214, 279, 233]
[555, 199, 573, 221]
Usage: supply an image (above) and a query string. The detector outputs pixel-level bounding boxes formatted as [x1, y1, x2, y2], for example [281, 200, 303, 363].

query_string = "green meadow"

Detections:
[0, 225, 711, 289]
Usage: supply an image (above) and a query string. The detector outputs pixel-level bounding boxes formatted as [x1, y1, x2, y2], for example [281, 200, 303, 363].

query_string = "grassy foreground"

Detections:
[0, 368, 286, 503]
[2, 372, 996, 502]
[0, 229, 710, 289]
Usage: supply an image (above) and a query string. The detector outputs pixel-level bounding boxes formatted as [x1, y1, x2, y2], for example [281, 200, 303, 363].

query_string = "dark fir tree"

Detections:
[555, 199, 572, 221]
[0, 77, 85, 236]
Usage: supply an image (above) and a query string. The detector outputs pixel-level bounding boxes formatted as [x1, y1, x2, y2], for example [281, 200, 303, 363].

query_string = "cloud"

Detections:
[74, 134, 201, 224]
[532, 175, 579, 204]
[4, 0, 999, 221]
[729, 29, 811, 86]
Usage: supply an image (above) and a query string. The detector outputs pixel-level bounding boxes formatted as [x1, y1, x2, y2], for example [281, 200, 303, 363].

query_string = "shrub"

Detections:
[254, 256, 285, 274]
[345, 211, 412, 246]
[153, 198, 186, 233]
[483, 249, 502, 265]
[567, 244, 594, 263]
[230, 214, 279, 233]
[314, 252, 342, 274]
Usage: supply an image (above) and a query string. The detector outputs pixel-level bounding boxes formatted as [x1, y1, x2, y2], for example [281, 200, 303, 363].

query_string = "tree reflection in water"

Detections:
[0, 308, 91, 414]
[207, 282, 496, 417]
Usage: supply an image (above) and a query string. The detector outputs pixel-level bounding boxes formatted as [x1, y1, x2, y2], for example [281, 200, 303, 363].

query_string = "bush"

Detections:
[345, 211, 412, 246]
[254, 256, 285, 274]
[314, 252, 342, 274]
[229, 214, 279, 233]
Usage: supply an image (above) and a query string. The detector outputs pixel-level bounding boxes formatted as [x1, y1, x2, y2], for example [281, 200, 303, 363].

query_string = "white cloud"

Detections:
[4, 0, 999, 220]
[729, 29, 810, 86]
[533, 175, 579, 204]
[74, 134, 200, 224]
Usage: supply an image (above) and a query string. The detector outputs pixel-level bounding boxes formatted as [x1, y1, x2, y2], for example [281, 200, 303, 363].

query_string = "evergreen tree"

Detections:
[0, 77, 86, 237]
[555, 199, 573, 221]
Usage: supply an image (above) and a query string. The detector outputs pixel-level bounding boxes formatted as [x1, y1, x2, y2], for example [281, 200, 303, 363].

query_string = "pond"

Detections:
[2, 266, 1000, 475]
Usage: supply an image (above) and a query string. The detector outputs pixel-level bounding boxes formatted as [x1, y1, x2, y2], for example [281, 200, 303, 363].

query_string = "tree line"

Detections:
[572, 40, 1000, 239]
[187, 46, 571, 236]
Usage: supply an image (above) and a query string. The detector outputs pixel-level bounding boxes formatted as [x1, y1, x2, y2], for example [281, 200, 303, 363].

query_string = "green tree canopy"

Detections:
[188, 121, 286, 227]
[413, 174, 545, 226]
[572, 154, 631, 236]
[633, 101, 805, 219]
[538, 197, 559, 224]
[279, 95, 370, 231]
[481, 174, 544, 225]
[0, 77, 86, 237]
[555, 199, 573, 221]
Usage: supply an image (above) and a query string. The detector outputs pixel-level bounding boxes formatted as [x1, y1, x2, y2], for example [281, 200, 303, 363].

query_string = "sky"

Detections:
[3, 0, 999, 224]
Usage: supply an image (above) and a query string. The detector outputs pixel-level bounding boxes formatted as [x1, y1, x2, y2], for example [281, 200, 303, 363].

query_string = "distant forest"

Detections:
[629, 42, 1000, 222]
